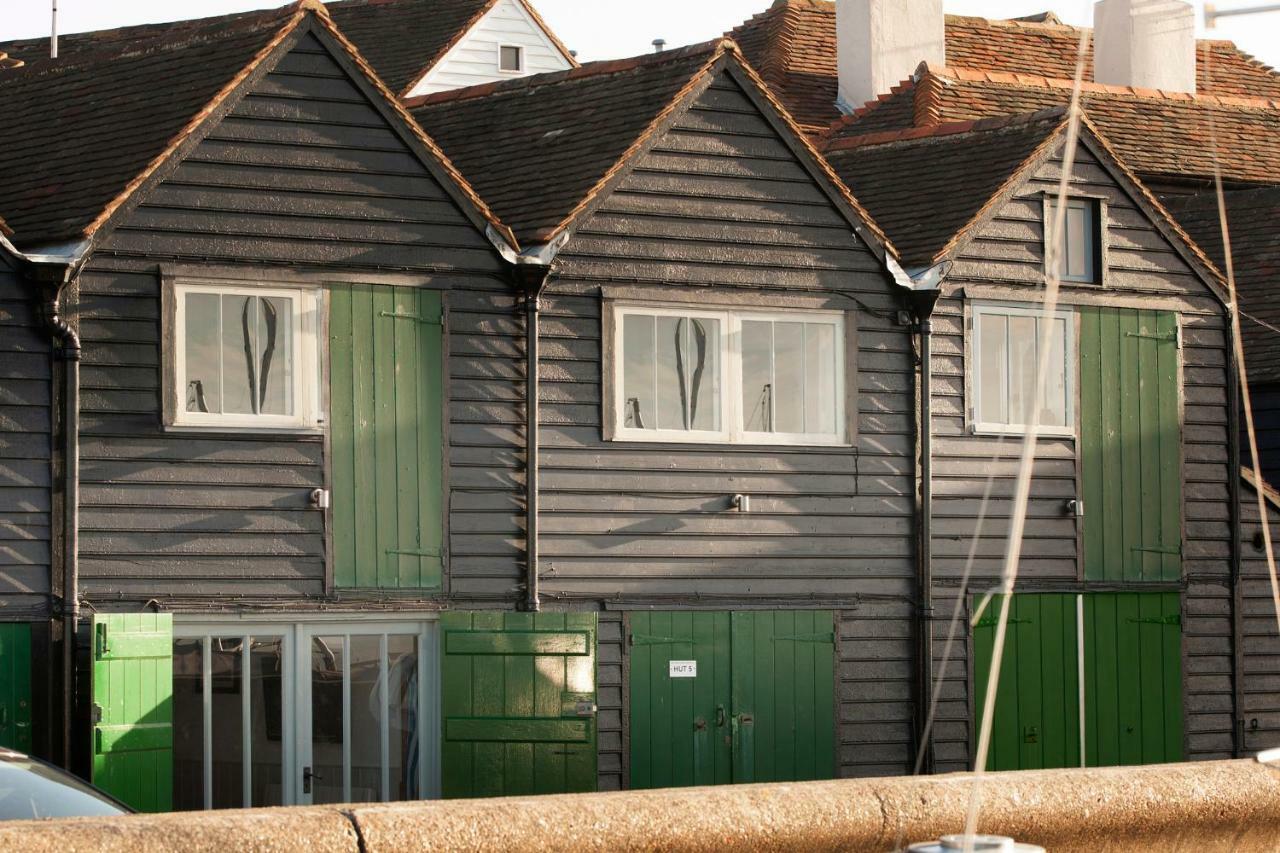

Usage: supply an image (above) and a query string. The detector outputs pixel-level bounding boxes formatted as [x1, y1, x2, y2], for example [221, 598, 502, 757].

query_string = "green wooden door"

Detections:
[1079, 307, 1181, 582]
[330, 284, 443, 590]
[0, 624, 32, 752]
[628, 611, 836, 789]
[1083, 592, 1183, 766]
[441, 612, 597, 798]
[973, 594, 1081, 771]
[628, 612, 732, 789]
[90, 613, 173, 812]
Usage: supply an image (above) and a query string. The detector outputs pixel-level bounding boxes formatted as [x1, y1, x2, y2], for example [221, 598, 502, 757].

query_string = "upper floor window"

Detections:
[168, 280, 322, 431]
[498, 44, 524, 73]
[1046, 197, 1101, 284]
[613, 305, 846, 445]
[971, 303, 1073, 436]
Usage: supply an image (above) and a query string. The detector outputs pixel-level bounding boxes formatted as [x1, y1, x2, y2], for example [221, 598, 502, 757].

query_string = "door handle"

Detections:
[715, 705, 726, 727]
[303, 766, 322, 795]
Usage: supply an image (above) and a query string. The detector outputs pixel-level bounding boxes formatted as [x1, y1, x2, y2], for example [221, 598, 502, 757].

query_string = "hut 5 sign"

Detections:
[669, 661, 697, 678]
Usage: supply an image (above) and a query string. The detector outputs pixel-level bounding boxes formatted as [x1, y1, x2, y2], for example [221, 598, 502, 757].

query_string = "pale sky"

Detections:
[3, 0, 1279, 68]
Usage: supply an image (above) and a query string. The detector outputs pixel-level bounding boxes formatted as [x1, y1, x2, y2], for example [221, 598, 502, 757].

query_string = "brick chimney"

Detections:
[1093, 0, 1196, 93]
[836, 0, 946, 112]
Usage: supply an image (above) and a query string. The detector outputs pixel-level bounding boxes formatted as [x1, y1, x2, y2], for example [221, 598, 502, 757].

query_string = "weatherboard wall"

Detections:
[65, 28, 518, 606]
[928, 143, 1234, 771]
[1239, 484, 1280, 756]
[538, 70, 917, 779]
[0, 251, 51, 619]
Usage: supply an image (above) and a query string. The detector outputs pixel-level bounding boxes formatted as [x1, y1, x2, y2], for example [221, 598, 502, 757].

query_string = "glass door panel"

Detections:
[309, 635, 347, 804]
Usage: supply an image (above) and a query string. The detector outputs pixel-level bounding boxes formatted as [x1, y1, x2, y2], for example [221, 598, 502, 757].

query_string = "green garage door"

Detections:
[441, 612, 597, 798]
[973, 593, 1182, 771]
[628, 611, 835, 789]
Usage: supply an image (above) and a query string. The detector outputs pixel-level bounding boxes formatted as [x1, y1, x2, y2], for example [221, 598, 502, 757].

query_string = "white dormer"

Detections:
[406, 0, 574, 96]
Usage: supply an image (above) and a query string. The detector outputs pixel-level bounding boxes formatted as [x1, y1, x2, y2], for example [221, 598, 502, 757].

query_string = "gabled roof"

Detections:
[0, 0, 575, 97]
[728, 0, 1280, 132]
[407, 39, 892, 254]
[824, 107, 1223, 293]
[0, 0, 510, 250]
[821, 64, 1280, 189]
[1166, 187, 1280, 382]
[824, 109, 1070, 268]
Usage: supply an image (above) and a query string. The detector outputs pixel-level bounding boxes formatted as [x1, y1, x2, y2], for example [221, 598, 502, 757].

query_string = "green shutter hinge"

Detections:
[379, 309, 444, 326]
[1130, 545, 1182, 556]
[629, 633, 685, 647]
[1124, 330, 1180, 348]
[90, 703, 103, 725]
[95, 622, 109, 658]
[974, 617, 1033, 628]
[771, 632, 836, 644]
[1127, 614, 1182, 626]
[385, 547, 442, 557]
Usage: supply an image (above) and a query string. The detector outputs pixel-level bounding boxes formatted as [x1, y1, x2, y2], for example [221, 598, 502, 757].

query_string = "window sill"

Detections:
[969, 424, 1076, 440]
[164, 421, 326, 437]
[608, 432, 852, 449]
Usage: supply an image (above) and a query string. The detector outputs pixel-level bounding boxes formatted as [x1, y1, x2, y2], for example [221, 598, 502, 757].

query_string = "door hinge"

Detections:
[1130, 544, 1182, 556]
[91, 703, 103, 725]
[95, 622, 109, 658]
[385, 547, 442, 558]
[771, 632, 836, 644]
[1127, 614, 1181, 626]
[1125, 330, 1179, 348]
[629, 633, 684, 647]
[379, 309, 443, 326]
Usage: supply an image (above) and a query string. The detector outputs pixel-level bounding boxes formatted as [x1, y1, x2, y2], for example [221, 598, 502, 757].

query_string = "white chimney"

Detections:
[836, 0, 945, 112]
[1093, 0, 1196, 93]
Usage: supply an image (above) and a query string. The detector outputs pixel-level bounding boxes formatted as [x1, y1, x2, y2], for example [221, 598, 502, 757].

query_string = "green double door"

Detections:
[974, 592, 1182, 771]
[628, 611, 836, 789]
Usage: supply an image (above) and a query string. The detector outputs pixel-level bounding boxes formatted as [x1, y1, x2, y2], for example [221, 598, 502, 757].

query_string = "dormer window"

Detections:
[1045, 197, 1102, 284]
[499, 44, 524, 73]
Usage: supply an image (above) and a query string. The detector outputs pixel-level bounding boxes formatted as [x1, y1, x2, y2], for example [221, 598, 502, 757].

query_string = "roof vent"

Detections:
[652, 38, 666, 53]
[1094, 0, 1196, 93]
[836, 0, 946, 113]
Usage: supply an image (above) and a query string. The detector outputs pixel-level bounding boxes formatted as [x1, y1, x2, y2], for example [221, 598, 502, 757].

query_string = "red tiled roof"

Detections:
[821, 65, 1280, 188]
[0, 0, 574, 97]
[728, 0, 1280, 131]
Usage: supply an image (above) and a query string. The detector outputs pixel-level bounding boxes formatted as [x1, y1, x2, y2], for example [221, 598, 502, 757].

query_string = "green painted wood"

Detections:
[1079, 307, 1181, 582]
[0, 624, 32, 752]
[445, 631, 591, 656]
[973, 595, 1081, 771]
[330, 284, 443, 590]
[1083, 592, 1183, 767]
[441, 612, 597, 798]
[629, 611, 835, 789]
[90, 613, 172, 813]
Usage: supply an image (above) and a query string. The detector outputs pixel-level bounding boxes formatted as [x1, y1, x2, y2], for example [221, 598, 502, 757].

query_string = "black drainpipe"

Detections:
[31, 262, 81, 770]
[910, 287, 941, 774]
[1226, 311, 1244, 756]
[515, 262, 552, 612]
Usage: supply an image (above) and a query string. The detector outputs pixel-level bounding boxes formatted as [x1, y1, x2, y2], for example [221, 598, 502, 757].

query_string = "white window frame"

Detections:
[969, 302, 1075, 438]
[610, 304, 848, 447]
[1045, 196, 1101, 284]
[169, 279, 323, 432]
[497, 43, 524, 73]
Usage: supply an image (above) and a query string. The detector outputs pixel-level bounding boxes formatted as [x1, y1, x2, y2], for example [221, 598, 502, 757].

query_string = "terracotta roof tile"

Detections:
[727, 0, 1280, 130]
[821, 65, 1280, 187]
[1166, 187, 1280, 381]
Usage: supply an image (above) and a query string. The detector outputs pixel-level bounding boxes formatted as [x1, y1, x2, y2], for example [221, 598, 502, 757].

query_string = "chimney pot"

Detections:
[652, 38, 666, 53]
[1093, 0, 1196, 93]
[837, 0, 945, 113]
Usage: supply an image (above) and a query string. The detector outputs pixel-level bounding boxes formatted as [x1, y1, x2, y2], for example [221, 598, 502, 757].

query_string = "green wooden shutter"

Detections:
[441, 612, 597, 798]
[972, 594, 1081, 771]
[0, 624, 32, 752]
[91, 613, 173, 813]
[628, 611, 836, 789]
[1083, 592, 1182, 766]
[330, 284, 443, 590]
[1079, 307, 1181, 582]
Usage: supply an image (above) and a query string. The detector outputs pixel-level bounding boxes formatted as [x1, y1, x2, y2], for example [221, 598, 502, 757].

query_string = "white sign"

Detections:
[669, 660, 697, 678]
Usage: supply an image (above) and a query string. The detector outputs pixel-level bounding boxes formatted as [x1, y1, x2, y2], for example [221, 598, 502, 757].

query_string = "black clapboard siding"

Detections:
[77, 32, 515, 603]
[1239, 487, 1280, 755]
[535, 72, 914, 782]
[931, 146, 1234, 770]
[0, 252, 51, 618]
[1246, 382, 1280, 488]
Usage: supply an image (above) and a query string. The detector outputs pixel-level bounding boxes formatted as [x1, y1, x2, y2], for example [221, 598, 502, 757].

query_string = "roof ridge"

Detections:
[824, 107, 1069, 154]
[404, 37, 730, 108]
[816, 73, 918, 142]
[932, 63, 1280, 110]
